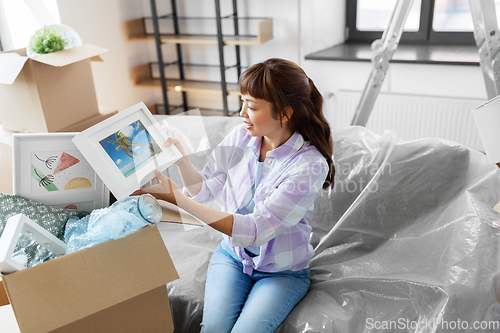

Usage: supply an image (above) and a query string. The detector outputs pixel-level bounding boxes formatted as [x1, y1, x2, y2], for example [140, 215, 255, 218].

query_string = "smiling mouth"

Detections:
[244, 122, 254, 129]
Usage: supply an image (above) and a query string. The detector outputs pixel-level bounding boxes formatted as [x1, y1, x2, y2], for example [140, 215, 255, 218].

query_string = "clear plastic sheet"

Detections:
[156, 117, 500, 333]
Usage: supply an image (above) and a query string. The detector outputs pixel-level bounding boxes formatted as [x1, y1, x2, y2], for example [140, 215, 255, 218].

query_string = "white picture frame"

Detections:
[72, 102, 182, 200]
[13, 132, 109, 212]
[0, 214, 67, 274]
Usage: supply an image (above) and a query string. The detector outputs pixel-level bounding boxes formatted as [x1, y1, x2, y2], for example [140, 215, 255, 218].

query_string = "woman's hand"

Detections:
[165, 137, 188, 165]
[163, 137, 203, 197]
[145, 138, 187, 186]
[132, 170, 183, 206]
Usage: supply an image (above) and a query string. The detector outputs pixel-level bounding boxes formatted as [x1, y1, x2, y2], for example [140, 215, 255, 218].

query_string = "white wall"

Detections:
[299, 0, 347, 128]
[303, 60, 487, 128]
[57, 0, 158, 112]
[299, 0, 345, 63]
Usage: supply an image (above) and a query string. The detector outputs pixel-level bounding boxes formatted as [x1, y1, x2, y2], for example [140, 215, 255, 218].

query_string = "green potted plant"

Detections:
[28, 26, 68, 55]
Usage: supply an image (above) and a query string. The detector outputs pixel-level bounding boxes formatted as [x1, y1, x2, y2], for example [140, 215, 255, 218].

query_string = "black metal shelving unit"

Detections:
[148, 0, 253, 116]
[126, 0, 272, 115]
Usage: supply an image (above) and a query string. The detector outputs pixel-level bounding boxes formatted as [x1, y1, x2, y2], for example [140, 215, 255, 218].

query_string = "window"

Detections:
[0, 0, 60, 51]
[346, 0, 500, 45]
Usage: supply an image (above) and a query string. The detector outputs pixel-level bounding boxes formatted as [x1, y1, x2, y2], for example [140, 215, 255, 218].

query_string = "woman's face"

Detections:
[239, 95, 283, 138]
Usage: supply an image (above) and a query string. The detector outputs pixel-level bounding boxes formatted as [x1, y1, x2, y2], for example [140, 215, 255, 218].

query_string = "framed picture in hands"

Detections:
[13, 132, 109, 212]
[72, 102, 182, 200]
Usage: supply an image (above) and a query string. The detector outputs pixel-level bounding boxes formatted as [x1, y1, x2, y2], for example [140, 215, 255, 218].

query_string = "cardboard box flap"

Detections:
[2, 225, 178, 333]
[89, 55, 104, 62]
[31, 44, 109, 67]
[0, 279, 9, 306]
[0, 53, 29, 85]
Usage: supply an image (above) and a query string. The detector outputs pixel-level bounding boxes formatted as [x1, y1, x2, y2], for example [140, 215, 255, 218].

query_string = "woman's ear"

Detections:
[282, 107, 293, 122]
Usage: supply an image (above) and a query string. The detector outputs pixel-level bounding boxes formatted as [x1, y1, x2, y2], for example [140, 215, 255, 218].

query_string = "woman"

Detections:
[137, 58, 334, 332]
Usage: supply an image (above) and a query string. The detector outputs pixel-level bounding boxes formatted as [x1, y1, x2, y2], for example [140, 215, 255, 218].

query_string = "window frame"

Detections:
[346, 0, 475, 45]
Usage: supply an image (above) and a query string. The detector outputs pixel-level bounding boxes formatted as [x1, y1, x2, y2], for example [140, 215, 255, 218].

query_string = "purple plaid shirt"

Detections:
[189, 124, 328, 274]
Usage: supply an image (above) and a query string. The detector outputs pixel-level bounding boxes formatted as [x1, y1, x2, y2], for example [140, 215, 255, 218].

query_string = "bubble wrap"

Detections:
[64, 195, 161, 254]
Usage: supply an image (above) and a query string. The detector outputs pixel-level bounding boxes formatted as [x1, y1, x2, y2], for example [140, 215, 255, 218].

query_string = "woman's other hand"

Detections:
[132, 170, 182, 205]
[133, 171, 234, 236]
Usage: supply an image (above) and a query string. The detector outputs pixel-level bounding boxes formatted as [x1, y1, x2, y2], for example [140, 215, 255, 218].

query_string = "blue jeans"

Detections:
[201, 241, 310, 333]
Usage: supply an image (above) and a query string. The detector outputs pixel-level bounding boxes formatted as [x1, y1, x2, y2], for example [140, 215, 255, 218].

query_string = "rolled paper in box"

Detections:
[472, 95, 500, 164]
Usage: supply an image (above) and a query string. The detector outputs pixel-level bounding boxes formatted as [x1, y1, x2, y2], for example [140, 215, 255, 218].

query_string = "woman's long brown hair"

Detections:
[239, 58, 334, 189]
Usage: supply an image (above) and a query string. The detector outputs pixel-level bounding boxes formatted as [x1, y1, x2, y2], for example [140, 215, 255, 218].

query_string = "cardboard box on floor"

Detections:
[0, 226, 178, 333]
[0, 44, 112, 133]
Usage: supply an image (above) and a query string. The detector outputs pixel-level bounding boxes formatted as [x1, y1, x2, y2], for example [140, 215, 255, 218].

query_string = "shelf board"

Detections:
[138, 78, 241, 95]
[132, 64, 240, 95]
[149, 104, 239, 116]
[125, 18, 272, 46]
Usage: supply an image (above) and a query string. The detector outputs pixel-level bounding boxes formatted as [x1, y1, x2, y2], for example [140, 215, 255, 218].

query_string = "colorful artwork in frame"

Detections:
[30, 150, 95, 195]
[13, 133, 109, 212]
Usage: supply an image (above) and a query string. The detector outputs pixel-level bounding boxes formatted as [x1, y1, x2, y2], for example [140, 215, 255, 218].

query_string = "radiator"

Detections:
[330, 91, 486, 152]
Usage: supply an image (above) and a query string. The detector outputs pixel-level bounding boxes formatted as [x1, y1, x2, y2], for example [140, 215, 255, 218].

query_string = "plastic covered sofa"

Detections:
[155, 114, 500, 333]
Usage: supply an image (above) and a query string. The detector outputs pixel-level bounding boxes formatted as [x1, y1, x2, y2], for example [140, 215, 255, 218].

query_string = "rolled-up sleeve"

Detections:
[231, 159, 328, 248]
